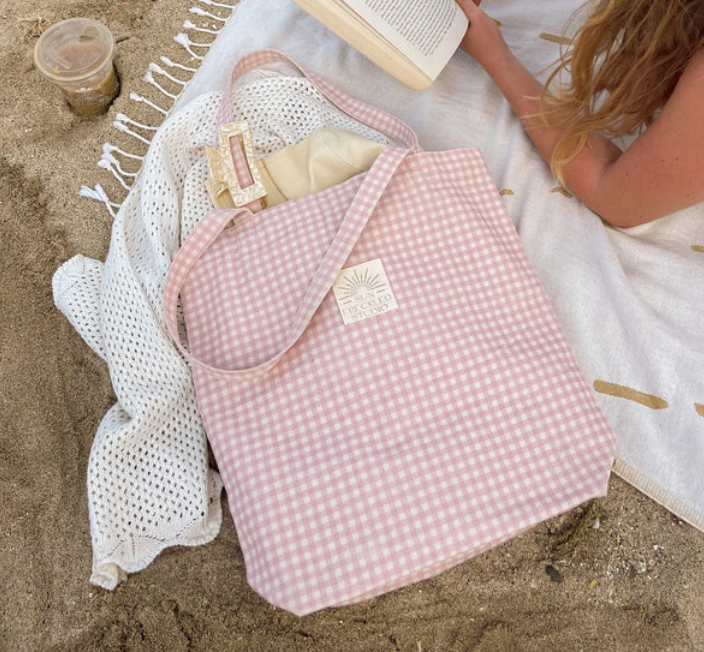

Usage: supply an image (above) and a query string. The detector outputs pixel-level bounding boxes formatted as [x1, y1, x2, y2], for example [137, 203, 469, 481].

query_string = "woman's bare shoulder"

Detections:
[686, 46, 704, 72]
[659, 46, 704, 141]
[675, 46, 704, 94]
[583, 47, 704, 226]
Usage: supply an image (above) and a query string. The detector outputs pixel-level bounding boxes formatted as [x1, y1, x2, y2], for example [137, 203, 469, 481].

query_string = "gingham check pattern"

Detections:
[164, 57, 615, 614]
[164, 146, 615, 615]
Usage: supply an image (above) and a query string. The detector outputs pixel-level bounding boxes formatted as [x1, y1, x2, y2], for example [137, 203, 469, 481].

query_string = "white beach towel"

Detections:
[55, 0, 704, 589]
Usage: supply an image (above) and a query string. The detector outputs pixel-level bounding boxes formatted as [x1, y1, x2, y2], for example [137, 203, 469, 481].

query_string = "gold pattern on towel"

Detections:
[551, 186, 573, 198]
[539, 33, 575, 46]
[691, 245, 704, 253]
[593, 380, 668, 410]
[499, 189, 514, 196]
[695, 404, 704, 418]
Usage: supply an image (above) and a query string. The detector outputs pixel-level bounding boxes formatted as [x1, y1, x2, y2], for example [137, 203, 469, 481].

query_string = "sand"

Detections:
[1, 0, 704, 650]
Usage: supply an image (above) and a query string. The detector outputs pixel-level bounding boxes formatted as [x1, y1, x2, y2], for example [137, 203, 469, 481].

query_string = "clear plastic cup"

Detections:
[34, 18, 119, 117]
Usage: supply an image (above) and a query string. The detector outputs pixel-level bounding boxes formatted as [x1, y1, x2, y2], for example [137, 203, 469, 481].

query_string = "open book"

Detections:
[290, 0, 468, 90]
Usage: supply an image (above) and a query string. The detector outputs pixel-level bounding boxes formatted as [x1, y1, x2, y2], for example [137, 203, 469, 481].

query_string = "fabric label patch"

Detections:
[332, 258, 398, 325]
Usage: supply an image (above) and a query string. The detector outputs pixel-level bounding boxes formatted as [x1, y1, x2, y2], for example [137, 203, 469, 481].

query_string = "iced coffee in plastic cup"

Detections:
[34, 18, 119, 117]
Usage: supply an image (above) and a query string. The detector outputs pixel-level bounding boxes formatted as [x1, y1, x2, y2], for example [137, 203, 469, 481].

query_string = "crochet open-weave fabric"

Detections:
[52, 70, 395, 589]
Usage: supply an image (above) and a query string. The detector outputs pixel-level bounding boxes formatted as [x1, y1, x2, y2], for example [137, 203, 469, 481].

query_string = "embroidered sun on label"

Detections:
[332, 258, 398, 325]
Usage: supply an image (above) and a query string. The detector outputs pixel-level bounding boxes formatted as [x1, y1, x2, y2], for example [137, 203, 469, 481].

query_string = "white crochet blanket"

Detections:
[55, 0, 704, 588]
[54, 65, 394, 588]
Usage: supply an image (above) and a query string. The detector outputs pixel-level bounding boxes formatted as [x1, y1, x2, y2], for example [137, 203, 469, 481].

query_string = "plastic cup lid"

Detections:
[34, 18, 114, 83]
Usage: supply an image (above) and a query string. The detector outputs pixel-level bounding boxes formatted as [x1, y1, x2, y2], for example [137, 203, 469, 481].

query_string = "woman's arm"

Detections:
[456, 0, 704, 227]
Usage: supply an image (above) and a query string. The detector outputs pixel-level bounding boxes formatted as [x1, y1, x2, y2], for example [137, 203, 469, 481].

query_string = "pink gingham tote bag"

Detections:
[164, 51, 615, 615]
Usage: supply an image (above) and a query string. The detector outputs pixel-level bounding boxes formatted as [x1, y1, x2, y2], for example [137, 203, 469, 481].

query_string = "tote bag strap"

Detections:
[164, 147, 411, 380]
[218, 49, 420, 151]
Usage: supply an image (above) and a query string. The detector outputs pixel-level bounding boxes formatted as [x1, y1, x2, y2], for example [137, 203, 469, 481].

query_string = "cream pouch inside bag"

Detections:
[259, 126, 385, 206]
[207, 126, 385, 209]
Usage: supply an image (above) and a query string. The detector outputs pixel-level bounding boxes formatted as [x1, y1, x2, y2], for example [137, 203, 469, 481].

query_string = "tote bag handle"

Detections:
[164, 147, 411, 380]
[218, 49, 420, 151]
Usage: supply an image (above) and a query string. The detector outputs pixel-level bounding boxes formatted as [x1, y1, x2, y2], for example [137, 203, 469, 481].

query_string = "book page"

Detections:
[343, 0, 468, 79]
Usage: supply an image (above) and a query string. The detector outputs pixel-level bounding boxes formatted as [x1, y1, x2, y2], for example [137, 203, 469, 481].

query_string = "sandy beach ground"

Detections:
[2, 0, 704, 650]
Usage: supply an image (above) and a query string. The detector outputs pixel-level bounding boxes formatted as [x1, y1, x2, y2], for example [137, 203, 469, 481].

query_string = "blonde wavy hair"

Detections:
[541, 0, 704, 181]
